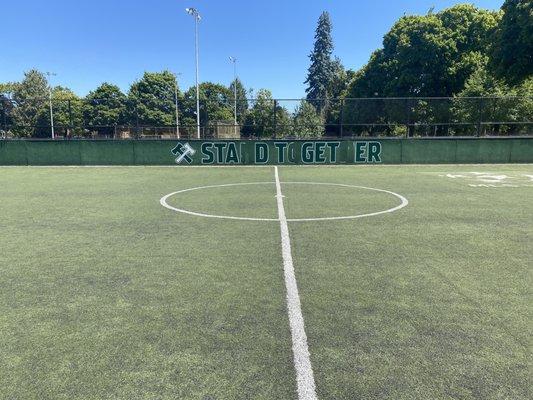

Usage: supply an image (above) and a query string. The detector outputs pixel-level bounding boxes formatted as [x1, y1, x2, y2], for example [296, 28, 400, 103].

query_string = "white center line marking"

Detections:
[274, 166, 318, 400]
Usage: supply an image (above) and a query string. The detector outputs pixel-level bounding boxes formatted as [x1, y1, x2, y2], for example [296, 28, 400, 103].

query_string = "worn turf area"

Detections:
[0, 165, 531, 399]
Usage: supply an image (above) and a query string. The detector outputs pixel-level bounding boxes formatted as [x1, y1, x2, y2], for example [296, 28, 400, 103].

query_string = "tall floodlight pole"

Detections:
[46, 72, 57, 139]
[229, 57, 237, 136]
[186, 7, 201, 139]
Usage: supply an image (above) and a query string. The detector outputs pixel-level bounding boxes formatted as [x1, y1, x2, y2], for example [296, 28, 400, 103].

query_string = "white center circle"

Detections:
[160, 182, 408, 222]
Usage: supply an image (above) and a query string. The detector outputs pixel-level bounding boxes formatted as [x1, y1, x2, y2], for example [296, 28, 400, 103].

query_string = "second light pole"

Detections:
[46, 72, 57, 139]
[229, 56, 238, 136]
[186, 7, 201, 139]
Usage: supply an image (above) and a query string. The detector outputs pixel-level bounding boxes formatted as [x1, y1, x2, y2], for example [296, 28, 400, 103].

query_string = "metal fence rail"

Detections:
[1, 96, 532, 139]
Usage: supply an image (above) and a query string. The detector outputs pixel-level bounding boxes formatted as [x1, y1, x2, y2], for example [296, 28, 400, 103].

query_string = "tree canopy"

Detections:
[229, 78, 249, 123]
[489, 0, 533, 84]
[242, 89, 290, 138]
[348, 5, 501, 98]
[11, 70, 49, 136]
[83, 83, 127, 135]
[181, 82, 233, 127]
[128, 71, 179, 126]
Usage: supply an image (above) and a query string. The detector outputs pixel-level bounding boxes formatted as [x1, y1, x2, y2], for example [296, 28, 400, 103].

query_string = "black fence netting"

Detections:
[1, 96, 531, 139]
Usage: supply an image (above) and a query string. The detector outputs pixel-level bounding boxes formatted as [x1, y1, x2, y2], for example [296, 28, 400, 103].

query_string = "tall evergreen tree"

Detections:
[305, 11, 335, 112]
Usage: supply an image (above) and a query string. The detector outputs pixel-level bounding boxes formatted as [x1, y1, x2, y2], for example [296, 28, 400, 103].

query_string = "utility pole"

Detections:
[46, 72, 57, 139]
[172, 72, 182, 138]
[229, 57, 238, 136]
[186, 7, 201, 139]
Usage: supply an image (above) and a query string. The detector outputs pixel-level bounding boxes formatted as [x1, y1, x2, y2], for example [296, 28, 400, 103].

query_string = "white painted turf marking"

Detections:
[160, 182, 408, 222]
[274, 166, 318, 400]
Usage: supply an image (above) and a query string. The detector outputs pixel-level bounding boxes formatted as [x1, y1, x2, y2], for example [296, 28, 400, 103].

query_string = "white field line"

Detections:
[274, 166, 318, 400]
[160, 182, 408, 222]
[160, 182, 279, 221]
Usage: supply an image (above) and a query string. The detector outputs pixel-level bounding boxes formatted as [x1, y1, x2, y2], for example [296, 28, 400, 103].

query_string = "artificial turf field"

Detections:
[1, 165, 531, 400]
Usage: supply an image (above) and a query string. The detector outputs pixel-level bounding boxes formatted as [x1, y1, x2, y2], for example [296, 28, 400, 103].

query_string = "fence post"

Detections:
[405, 98, 411, 138]
[340, 99, 345, 138]
[1, 100, 6, 134]
[135, 104, 139, 138]
[273, 99, 277, 139]
[477, 97, 485, 137]
[68, 100, 73, 136]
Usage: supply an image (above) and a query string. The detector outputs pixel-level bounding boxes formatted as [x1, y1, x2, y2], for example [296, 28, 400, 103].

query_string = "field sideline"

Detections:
[0, 165, 531, 399]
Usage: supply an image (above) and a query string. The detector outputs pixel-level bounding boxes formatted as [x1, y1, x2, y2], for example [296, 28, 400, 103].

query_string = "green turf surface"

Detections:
[0, 165, 531, 399]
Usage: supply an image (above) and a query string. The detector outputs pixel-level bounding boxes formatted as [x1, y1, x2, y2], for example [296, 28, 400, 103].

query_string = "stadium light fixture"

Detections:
[229, 57, 237, 136]
[186, 7, 201, 139]
[45, 72, 57, 139]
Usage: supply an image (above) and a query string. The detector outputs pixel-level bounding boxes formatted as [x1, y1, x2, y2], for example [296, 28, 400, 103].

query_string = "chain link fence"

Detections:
[1, 96, 531, 139]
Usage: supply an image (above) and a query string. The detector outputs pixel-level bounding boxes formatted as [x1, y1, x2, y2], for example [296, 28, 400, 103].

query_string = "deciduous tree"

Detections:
[83, 83, 127, 136]
[11, 70, 48, 137]
[128, 71, 179, 126]
[489, 0, 533, 84]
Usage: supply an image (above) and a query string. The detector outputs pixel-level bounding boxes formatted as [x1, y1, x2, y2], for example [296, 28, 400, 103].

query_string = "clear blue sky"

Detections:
[2, 0, 503, 98]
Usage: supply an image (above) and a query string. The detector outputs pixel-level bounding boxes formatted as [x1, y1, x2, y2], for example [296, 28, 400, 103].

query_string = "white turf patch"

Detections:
[274, 166, 318, 400]
[426, 171, 533, 188]
[159, 182, 408, 222]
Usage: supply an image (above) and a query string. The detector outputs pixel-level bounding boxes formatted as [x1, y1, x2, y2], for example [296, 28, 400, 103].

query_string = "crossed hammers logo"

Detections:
[171, 142, 196, 164]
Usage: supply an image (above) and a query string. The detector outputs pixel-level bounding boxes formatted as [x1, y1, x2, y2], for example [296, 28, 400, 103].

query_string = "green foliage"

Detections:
[291, 101, 325, 138]
[0, 83, 17, 132]
[241, 89, 290, 138]
[182, 82, 233, 127]
[83, 83, 127, 136]
[34, 87, 83, 138]
[229, 78, 248, 123]
[128, 71, 179, 127]
[305, 11, 335, 109]
[342, 4, 514, 135]
[453, 65, 533, 134]
[489, 0, 533, 84]
[324, 58, 354, 133]
[348, 4, 500, 98]
[11, 70, 49, 137]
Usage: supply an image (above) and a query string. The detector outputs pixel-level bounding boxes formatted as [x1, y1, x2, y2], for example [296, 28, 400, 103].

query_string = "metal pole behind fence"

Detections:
[477, 97, 485, 137]
[340, 99, 344, 138]
[194, 13, 200, 139]
[405, 98, 410, 138]
[68, 100, 73, 136]
[273, 100, 277, 139]
[174, 78, 180, 139]
[49, 89, 55, 139]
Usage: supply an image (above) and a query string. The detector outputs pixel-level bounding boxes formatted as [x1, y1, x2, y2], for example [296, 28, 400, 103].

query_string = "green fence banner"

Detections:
[0, 138, 531, 165]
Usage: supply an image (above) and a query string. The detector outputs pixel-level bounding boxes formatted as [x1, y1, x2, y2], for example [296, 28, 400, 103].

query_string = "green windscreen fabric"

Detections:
[510, 139, 533, 163]
[456, 139, 513, 163]
[0, 141, 28, 165]
[0, 138, 531, 165]
[26, 141, 81, 165]
[133, 141, 175, 165]
[401, 139, 457, 163]
[79, 141, 135, 165]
